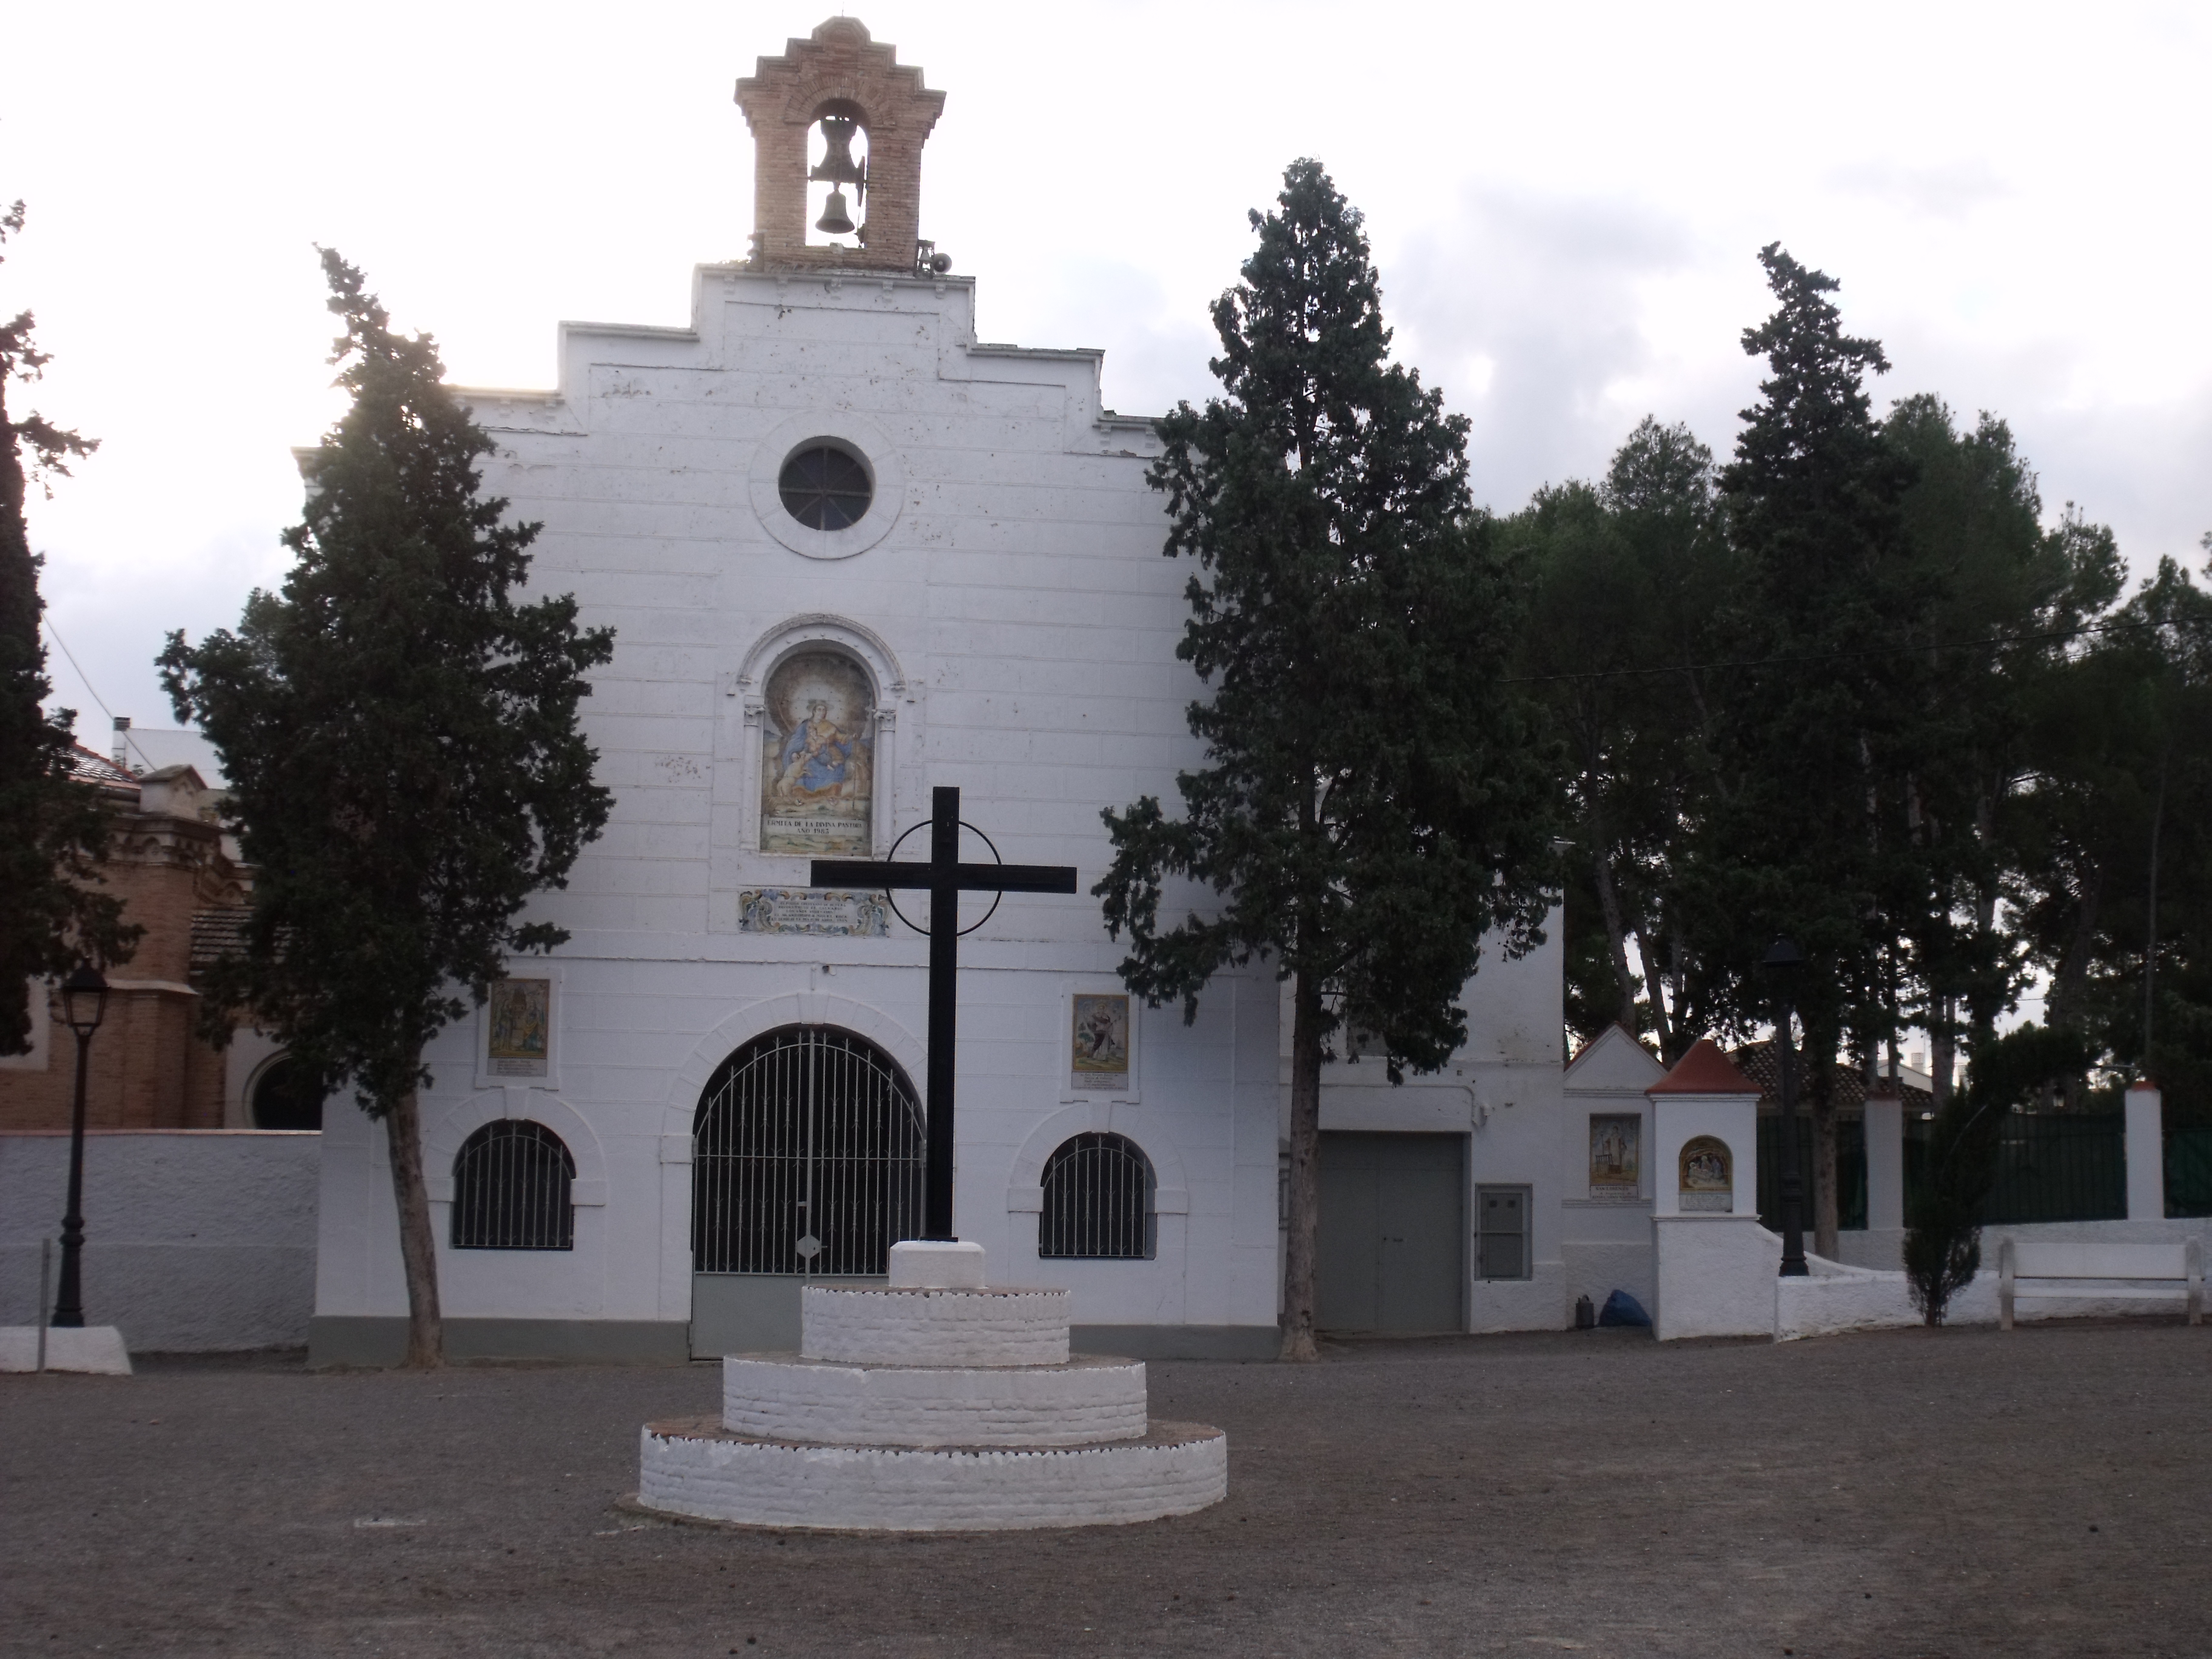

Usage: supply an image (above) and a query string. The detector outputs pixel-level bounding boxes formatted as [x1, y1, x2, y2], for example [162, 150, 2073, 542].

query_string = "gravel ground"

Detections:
[4, 1321, 2209, 1658]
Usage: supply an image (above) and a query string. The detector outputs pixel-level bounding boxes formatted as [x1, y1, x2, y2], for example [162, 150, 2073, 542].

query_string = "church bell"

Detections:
[809, 114, 866, 236]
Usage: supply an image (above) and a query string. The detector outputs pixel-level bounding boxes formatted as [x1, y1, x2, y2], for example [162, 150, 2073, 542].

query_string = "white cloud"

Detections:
[9, 0, 2210, 731]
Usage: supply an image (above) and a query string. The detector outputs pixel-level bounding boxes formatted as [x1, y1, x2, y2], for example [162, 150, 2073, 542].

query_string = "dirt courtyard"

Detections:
[4, 1321, 2208, 1657]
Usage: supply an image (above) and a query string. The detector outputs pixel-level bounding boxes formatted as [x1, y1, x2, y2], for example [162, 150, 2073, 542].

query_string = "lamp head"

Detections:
[61, 964, 109, 1037]
[1762, 937, 1803, 976]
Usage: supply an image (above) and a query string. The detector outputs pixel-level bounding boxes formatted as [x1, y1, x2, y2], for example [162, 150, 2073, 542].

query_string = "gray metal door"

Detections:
[1316, 1131, 1466, 1333]
[691, 1025, 924, 1355]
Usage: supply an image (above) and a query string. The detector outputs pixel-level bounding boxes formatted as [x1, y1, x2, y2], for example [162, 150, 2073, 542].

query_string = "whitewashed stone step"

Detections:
[801, 1284, 1069, 1367]
[636, 1416, 1227, 1532]
[722, 1353, 1146, 1447]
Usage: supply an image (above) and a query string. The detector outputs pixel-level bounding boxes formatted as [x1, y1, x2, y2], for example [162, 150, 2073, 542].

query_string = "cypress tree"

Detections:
[0, 201, 136, 1054]
[161, 252, 614, 1366]
[1096, 163, 1557, 1361]
[1709, 245, 1925, 1258]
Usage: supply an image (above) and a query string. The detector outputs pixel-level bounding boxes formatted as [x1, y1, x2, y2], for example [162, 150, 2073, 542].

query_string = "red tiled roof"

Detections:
[1649, 1036, 1763, 1095]
[1729, 1039, 1933, 1110]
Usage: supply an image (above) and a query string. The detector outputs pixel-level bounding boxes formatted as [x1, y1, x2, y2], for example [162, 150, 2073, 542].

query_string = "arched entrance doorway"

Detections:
[690, 1025, 924, 1353]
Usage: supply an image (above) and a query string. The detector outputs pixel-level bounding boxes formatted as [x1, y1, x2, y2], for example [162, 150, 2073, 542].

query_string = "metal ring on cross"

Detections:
[879, 819, 1005, 938]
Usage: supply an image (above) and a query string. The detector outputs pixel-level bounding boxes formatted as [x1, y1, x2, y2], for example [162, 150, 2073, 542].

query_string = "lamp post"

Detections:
[1763, 938, 1809, 1278]
[51, 965, 109, 1329]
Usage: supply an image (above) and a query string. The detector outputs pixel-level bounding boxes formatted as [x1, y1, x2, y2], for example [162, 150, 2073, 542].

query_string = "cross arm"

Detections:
[810, 859, 1079, 894]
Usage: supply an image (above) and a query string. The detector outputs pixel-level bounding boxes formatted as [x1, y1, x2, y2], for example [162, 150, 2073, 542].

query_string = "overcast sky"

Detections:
[9, 1, 2210, 749]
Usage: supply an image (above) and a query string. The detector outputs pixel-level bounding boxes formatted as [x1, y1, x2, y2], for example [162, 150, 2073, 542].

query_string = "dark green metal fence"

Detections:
[1756, 1111, 2131, 1234]
[1757, 1117, 1867, 1234]
[1902, 1112, 2126, 1224]
[2166, 1127, 2212, 1219]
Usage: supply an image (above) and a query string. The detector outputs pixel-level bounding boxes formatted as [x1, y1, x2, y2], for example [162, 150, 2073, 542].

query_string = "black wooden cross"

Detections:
[813, 785, 1078, 1241]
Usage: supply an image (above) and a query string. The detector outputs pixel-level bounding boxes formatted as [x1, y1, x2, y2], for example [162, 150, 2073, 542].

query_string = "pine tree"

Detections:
[1096, 163, 1558, 1361]
[161, 252, 614, 1367]
[0, 201, 136, 1053]
[1510, 417, 1739, 1059]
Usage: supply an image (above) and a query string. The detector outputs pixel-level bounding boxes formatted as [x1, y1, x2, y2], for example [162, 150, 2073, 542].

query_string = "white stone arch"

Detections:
[732, 614, 907, 857]
[659, 991, 928, 1143]
[425, 1090, 609, 1206]
[1006, 1102, 1193, 1272]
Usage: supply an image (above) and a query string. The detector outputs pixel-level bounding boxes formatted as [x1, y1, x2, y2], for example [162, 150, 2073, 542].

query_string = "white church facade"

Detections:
[305, 18, 1575, 1366]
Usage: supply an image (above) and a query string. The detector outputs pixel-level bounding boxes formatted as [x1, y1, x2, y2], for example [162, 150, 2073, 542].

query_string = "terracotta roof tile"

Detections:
[1649, 1036, 1763, 1094]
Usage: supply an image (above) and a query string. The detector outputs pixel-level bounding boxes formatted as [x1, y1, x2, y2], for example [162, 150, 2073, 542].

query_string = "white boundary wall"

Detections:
[0, 1130, 320, 1351]
[1777, 1218, 2212, 1339]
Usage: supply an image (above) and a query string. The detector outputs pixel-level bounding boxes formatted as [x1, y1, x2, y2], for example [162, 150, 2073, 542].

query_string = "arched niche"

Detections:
[732, 615, 906, 859]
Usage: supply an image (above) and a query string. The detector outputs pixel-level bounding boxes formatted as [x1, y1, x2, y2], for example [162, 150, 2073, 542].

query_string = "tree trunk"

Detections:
[1279, 971, 1324, 1363]
[1586, 801, 1640, 1033]
[1632, 927, 1675, 1057]
[1805, 1024, 1840, 1261]
[2047, 862, 2103, 1030]
[1929, 996, 1956, 1110]
[384, 1073, 443, 1369]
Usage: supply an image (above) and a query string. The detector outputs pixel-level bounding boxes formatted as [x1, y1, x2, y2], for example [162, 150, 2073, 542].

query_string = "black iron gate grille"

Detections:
[452, 1119, 576, 1250]
[692, 1024, 925, 1276]
[1039, 1131, 1156, 1259]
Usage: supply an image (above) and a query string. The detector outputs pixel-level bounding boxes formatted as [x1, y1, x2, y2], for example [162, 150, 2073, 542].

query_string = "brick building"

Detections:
[0, 745, 267, 1131]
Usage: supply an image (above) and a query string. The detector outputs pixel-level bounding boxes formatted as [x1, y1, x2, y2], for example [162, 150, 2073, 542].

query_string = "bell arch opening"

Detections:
[691, 1024, 925, 1276]
[805, 101, 870, 249]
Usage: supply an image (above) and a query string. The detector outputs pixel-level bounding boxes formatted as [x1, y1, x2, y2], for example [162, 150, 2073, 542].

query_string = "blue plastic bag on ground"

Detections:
[1597, 1289, 1651, 1328]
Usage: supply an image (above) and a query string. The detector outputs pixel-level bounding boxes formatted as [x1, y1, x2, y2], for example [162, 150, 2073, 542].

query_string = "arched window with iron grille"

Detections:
[451, 1121, 576, 1251]
[1039, 1132, 1156, 1260]
[692, 1025, 925, 1276]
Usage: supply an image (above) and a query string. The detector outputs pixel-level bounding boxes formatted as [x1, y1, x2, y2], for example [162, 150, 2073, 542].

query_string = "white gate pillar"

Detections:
[2126, 1082, 2166, 1223]
[1863, 1087, 1906, 1267]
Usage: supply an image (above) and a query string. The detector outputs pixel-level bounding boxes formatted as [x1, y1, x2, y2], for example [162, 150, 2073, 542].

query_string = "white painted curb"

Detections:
[637, 1417, 1227, 1531]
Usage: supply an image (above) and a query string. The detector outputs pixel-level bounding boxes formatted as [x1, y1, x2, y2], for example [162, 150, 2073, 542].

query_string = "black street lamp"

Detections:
[52, 964, 109, 1329]
[1763, 938, 1809, 1278]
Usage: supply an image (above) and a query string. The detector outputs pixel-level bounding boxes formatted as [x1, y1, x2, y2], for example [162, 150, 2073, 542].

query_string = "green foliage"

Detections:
[2014, 551, 2212, 1116]
[1706, 246, 1928, 1065]
[1904, 1024, 2094, 1324]
[1507, 418, 1739, 1059]
[1098, 161, 1557, 1358]
[0, 201, 136, 1053]
[1096, 159, 1558, 1067]
[159, 250, 615, 1114]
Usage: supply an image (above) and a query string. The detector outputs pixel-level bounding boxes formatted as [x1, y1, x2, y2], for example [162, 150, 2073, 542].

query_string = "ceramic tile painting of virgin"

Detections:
[760, 650, 874, 856]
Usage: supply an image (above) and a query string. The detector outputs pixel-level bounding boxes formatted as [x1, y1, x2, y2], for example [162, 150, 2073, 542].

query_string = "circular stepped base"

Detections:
[635, 1416, 1227, 1532]
[802, 1284, 1070, 1366]
[724, 1353, 1148, 1447]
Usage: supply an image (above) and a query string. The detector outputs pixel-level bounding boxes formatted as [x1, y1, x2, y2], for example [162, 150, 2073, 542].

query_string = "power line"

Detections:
[1503, 614, 2208, 687]
[39, 618, 159, 773]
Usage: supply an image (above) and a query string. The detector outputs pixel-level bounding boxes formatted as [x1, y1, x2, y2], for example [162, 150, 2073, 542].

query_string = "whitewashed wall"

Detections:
[1559, 1027, 1667, 1318]
[0, 1130, 319, 1350]
[1315, 920, 1567, 1333]
[311, 268, 1289, 1354]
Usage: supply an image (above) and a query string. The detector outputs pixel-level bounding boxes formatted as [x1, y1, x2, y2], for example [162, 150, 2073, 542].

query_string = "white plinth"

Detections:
[638, 1417, 1227, 1531]
[0, 1326, 133, 1375]
[633, 1243, 1227, 1531]
[723, 1354, 1148, 1447]
[888, 1239, 987, 1289]
[801, 1284, 1071, 1367]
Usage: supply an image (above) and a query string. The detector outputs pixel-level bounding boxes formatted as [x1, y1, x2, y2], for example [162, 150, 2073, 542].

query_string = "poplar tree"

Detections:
[1096, 162, 1557, 1361]
[0, 201, 135, 1052]
[161, 252, 614, 1367]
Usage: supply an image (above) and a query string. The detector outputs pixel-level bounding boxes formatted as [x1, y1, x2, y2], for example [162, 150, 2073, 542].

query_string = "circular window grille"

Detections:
[777, 444, 873, 532]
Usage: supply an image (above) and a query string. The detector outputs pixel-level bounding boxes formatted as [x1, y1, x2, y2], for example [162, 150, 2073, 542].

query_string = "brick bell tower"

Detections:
[736, 18, 947, 273]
